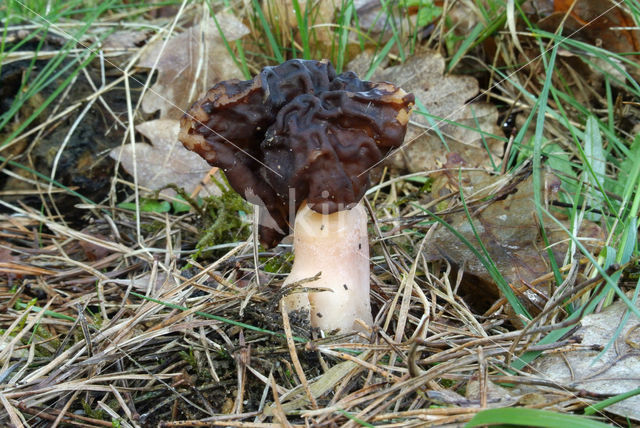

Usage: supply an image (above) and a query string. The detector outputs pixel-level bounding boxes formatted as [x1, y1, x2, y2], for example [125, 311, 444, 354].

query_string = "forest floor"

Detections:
[1, 1, 640, 427]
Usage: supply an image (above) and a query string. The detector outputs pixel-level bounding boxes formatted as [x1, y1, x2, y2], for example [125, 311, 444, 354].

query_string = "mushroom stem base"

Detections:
[281, 201, 372, 333]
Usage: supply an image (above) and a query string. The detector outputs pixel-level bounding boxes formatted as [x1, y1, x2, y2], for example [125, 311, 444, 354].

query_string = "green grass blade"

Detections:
[416, 203, 530, 320]
[466, 407, 612, 428]
[15, 302, 76, 322]
[1, 45, 98, 147]
[595, 273, 640, 363]
[512, 209, 640, 371]
[547, 208, 640, 314]
[531, 39, 562, 287]
[595, 219, 639, 357]
[210, 10, 250, 79]
[251, 0, 283, 63]
[456, 171, 530, 319]
[1, 1, 114, 145]
[411, 99, 452, 152]
[579, 116, 616, 217]
[291, 0, 310, 59]
[447, 22, 483, 72]
[336, 409, 375, 427]
[0, 155, 96, 205]
[535, 30, 640, 95]
[335, 0, 354, 73]
[584, 385, 640, 416]
[379, 0, 405, 62]
[364, 36, 394, 80]
[616, 136, 640, 222]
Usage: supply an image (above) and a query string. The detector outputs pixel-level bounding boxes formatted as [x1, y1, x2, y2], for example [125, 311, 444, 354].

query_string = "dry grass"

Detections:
[0, 174, 616, 426]
[1, 1, 637, 427]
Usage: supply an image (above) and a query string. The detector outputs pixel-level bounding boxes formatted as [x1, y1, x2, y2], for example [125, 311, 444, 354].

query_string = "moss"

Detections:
[179, 348, 198, 370]
[195, 176, 251, 256]
[81, 400, 106, 420]
[140, 220, 166, 235]
[179, 347, 213, 380]
[262, 252, 293, 273]
[439, 377, 455, 388]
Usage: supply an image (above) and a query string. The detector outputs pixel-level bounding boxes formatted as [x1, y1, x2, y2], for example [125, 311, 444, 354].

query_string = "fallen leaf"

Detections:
[350, 50, 504, 172]
[78, 229, 112, 262]
[423, 164, 603, 314]
[354, 0, 398, 36]
[525, 0, 640, 84]
[533, 0, 640, 55]
[138, 13, 249, 119]
[353, 1, 443, 40]
[102, 30, 149, 50]
[110, 119, 222, 198]
[532, 297, 640, 422]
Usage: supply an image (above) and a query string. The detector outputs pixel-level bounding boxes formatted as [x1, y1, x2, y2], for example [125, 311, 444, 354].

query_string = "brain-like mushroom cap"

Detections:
[179, 59, 414, 248]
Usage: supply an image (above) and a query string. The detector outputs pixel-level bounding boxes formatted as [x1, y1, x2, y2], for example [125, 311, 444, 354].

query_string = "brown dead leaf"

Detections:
[78, 229, 112, 262]
[532, 297, 640, 422]
[110, 119, 222, 198]
[354, 0, 406, 39]
[352, 1, 446, 42]
[423, 164, 602, 314]
[102, 30, 149, 50]
[139, 13, 249, 119]
[524, 0, 640, 85]
[532, 0, 640, 55]
[350, 50, 503, 172]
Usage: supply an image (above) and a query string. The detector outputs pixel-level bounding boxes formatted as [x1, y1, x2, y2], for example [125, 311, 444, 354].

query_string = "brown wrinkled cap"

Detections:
[179, 59, 414, 248]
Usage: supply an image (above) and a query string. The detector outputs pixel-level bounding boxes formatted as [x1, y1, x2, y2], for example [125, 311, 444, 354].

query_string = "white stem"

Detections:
[281, 201, 372, 333]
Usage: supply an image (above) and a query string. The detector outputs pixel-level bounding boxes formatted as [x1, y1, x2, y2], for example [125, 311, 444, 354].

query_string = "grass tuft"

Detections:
[1, 0, 639, 426]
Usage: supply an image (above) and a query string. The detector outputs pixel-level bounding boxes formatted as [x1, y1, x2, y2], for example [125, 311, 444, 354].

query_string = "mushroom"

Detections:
[179, 59, 413, 334]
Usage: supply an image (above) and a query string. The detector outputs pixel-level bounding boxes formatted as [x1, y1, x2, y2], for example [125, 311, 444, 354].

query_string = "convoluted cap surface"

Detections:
[179, 59, 414, 247]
